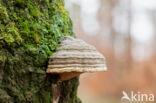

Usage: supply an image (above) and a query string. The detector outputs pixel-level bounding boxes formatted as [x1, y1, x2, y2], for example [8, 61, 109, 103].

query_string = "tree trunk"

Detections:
[0, 0, 81, 103]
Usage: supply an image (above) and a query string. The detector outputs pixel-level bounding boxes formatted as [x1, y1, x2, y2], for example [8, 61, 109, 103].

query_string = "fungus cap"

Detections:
[46, 36, 107, 81]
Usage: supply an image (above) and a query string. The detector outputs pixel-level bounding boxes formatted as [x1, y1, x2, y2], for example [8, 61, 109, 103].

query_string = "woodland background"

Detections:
[65, 0, 156, 103]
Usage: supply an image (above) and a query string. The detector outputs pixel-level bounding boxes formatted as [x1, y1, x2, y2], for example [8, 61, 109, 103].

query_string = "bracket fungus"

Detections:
[47, 36, 107, 81]
[47, 36, 107, 103]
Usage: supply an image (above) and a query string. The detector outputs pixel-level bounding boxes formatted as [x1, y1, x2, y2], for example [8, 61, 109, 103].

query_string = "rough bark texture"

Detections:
[0, 0, 81, 103]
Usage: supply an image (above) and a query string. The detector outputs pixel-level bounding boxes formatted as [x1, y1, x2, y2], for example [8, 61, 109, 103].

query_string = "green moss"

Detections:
[0, 0, 80, 103]
[59, 77, 81, 103]
[0, 4, 9, 21]
[0, 54, 6, 69]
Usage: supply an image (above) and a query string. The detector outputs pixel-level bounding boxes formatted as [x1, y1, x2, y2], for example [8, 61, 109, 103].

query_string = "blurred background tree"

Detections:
[65, 0, 156, 103]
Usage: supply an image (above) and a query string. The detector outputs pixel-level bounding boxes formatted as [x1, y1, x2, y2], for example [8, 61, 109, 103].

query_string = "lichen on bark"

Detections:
[0, 0, 81, 103]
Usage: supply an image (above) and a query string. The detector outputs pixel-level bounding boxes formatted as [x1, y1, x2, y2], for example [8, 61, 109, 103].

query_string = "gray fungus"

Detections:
[47, 36, 107, 81]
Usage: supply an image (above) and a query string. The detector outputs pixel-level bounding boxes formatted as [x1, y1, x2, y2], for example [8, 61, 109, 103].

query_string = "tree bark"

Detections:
[0, 0, 81, 103]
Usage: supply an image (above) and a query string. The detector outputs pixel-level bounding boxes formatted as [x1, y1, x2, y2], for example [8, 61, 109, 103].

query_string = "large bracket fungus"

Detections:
[47, 36, 107, 81]
[47, 36, 107, 103]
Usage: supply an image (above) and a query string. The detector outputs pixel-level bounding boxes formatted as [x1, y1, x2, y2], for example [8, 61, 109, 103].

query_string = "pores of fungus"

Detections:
[47, 36, 107, 81]
[47, 36, 107, 103]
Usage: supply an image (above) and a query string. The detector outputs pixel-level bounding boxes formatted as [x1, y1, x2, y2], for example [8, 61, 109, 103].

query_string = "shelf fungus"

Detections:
[47, 36, 107, 81]
[47, 36, 107, 103]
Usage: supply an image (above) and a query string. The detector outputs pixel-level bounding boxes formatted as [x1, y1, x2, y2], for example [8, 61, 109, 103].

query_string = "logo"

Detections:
[121, 91, 155, 102]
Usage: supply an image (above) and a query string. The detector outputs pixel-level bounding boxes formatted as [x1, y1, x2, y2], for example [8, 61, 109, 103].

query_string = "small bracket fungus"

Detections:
[47, 36, 107, 81]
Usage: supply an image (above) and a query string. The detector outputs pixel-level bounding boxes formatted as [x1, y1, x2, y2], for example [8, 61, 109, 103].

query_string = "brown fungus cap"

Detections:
[46, 36, 107, 81]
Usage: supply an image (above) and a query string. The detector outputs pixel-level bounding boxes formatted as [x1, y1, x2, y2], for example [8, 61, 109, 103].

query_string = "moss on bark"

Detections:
[0, 0, 81, 103]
